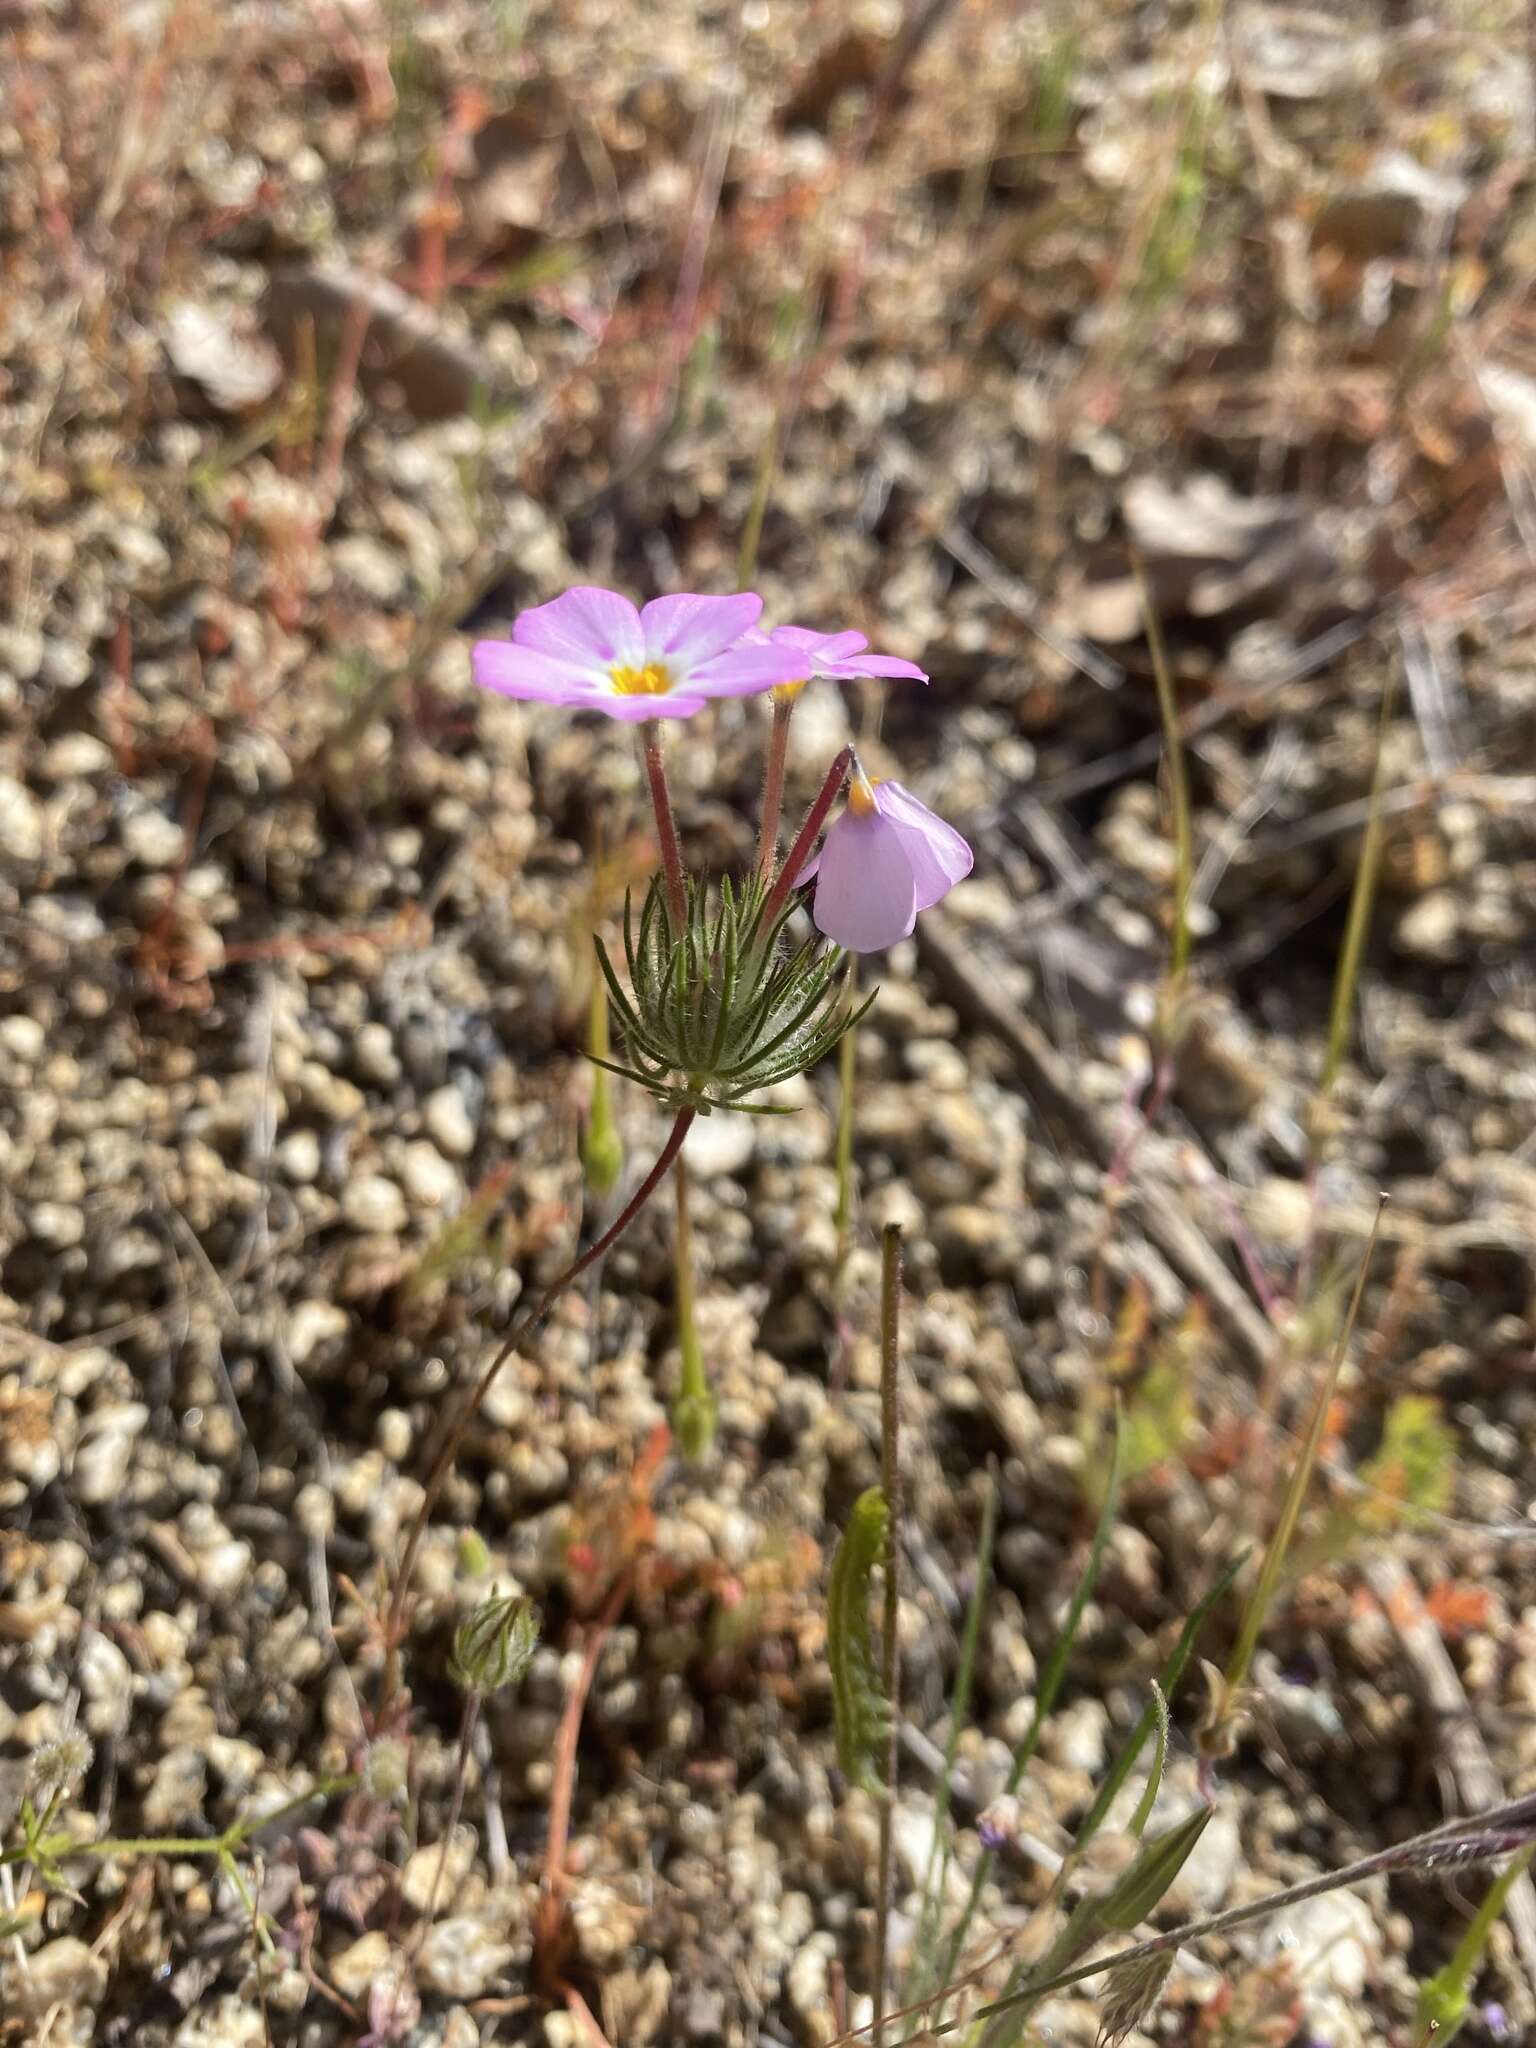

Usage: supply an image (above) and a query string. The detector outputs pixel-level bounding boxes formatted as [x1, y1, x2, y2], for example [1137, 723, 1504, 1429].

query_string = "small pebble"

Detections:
[72, 1401, 149, 1504]
[330, 1931, 395, 2001]
[417, 1916, 518, 1998]
[275, 1129, 321, 1183]
[286, 1299, 350, 1365]
[121, 805, 186, 869]
[342, 1174, 408, 1234]
[424, 1084, 477, 1159]
[400, 1139, 461, 1210]
[0, 776, 44, 861]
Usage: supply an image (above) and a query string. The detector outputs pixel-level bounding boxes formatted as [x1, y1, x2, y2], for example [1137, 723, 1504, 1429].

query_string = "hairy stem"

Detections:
[642, 723, 688, 930]
[762, 744, 853, 930]
[757, 694, 798, 881]
[873, 1223, 904, 2046]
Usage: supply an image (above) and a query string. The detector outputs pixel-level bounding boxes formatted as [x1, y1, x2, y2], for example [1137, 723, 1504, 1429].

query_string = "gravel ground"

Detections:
[4, 4, 1536, 2045]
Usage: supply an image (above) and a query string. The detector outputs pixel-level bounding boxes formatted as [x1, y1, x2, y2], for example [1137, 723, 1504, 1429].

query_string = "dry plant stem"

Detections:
[536, 1571, 634, 1957]
[641, 724, 689, 929]
[1318, 666, 1399, 1109]
[1222, 1198, 1386, 1714]
[873, 1223, 904, 2047]
[1133, 553, 1193, 997]
[381, 1109, 697, 1700]
[756, 694, 797, 881]
[762, 744, 853, 928]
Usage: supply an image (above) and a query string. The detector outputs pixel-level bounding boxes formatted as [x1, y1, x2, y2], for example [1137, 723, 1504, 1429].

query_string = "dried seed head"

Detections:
[450, 1591, 539, 1697]
[28, 1731, 94, 1801]
[1097, 1947, 1174, 2047]
[364, 1737, 411, 1805]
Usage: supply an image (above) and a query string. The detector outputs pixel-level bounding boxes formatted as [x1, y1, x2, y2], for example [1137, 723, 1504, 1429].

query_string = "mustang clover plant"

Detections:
[462, 583, 970, 1461]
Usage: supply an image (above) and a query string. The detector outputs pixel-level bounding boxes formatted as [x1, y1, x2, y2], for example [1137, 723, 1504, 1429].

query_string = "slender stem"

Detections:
[78, 1775, 359, 1863]
[838, 1791, 1536, 2047]
[1413, 1843, 1535, 2047]
[537, 1572, 633, 1946]
[670, 1152, 715, 1459]
[642, 724, 688, 930]
[1134, 554, 1193, 998]
[581, 973, 624, 1200]
[382, 1109, 697, 1689]
[412, 1692, 480, 1950]
[873, 1223, 903, 2046]
[762, 744, 852, 930]
[1319, 665, 1398, 1111]
[1221, 1197, 1385, 1717]
[832, 996, 858, 1273]
[757, 694, 798, 880]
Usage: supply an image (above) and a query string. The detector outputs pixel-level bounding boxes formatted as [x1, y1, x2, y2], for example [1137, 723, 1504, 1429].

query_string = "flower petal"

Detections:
[832, 652, 928, 682]
[473, 640, 614, 705]
[874, 781, 974, 909]
[810, 813, 918, 953]
[684, 644, 813, 698]
[590, 691, 710, 722]
[514, 586, 644, 671]
[640, 592, 763, 675]
[768, 625, 869, 662]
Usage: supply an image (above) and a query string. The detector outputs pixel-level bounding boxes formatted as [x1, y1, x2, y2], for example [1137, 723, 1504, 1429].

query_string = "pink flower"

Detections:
[801, 775, 972, 952]
[755, 624, 928, 701]
[472, 586, 807, 721]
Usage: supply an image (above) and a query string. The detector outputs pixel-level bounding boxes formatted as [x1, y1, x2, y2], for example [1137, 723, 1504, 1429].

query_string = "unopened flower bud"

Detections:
[450, 1591, 538, 1697]
[671, 1385, 717, 1464]
[580, 1113, 625, 1201]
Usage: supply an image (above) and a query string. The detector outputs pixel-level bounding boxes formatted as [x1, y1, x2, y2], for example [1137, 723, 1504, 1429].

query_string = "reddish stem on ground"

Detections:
[377, 1109, 696, 1710]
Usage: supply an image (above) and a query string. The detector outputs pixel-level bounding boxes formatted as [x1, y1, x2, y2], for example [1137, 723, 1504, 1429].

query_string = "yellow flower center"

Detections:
[847, 773, 881, 819]
[771, 679, 810, 704]
[610, 662, 673, 696]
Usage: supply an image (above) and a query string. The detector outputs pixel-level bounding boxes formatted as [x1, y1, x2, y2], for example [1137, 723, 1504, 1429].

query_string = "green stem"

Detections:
[1319, 667, 1399, 1111]
[80, 1774, 358, 1862]
[873, 1223, 904, 2047]
[670, 1152, 716, 1460]
[1413, 1845, 1536, 2047]
[581, 974, 624, 1200]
